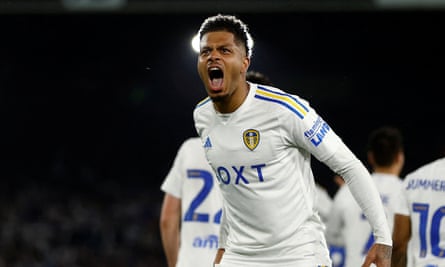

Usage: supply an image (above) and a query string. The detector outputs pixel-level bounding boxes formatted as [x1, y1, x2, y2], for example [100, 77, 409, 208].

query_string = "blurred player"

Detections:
[392, 156, 445, 267]
[246, 70, 273, 86]
[327, 174, 346, 267]
[160, 137, 222, 267]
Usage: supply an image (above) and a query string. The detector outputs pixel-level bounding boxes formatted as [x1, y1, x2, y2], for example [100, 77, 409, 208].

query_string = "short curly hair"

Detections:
[198, 14, 254, 58]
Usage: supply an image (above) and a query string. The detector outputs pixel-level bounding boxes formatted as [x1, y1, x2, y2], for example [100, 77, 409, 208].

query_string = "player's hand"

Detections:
[362, 243, 392, 267]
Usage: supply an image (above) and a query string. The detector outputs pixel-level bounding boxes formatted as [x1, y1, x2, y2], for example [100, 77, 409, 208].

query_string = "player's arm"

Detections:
[214, 204, 228, 266]
[160, 193, 181, 267]
[342, 160, 393, 267]
[214, 248, 225, 266]
[391, 213, 411, 267]
[323, 144, 392, 267]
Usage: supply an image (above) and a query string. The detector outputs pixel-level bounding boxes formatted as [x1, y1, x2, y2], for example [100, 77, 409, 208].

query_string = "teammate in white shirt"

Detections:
[160, 137, 222, 267]
[316, 183, 334, 226]
[325, 126, 405, 267]
[193, 14, 392, 267]
[324, 174, 347, 267]
[392, 156, 445, 267]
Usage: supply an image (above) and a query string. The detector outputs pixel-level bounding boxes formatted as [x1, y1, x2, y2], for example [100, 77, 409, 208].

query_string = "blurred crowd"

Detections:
[0, 178, 165, 267]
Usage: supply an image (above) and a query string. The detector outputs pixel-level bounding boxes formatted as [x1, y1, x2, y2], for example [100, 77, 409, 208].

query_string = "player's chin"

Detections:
[208, 91, 226, 102]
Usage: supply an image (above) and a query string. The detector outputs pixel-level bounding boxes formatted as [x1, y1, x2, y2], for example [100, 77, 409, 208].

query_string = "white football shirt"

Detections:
[394, 157, 445, 267]
[194, 83, 391, 266]
[161, 137, 222, 267]
[316, 183, 333, 226]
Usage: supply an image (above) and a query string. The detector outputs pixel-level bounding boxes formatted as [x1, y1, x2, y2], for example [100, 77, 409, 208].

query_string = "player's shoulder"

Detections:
[193, 96, 214, 122]
[252, 84, 311, 118]
[194, 96, 212, 111]
[181, 137, 202, 149]
[405, 157, 445, 180]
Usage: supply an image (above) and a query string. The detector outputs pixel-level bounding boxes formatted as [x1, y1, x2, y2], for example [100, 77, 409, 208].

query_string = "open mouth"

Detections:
[208, 67, 223, 90]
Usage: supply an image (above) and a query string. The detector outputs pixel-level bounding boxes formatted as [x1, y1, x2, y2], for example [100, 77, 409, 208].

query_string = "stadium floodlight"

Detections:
[191, 33, 200, 54]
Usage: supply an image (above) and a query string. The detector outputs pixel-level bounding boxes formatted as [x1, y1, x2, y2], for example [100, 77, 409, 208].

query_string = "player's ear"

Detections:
[241, 56, 250, 73]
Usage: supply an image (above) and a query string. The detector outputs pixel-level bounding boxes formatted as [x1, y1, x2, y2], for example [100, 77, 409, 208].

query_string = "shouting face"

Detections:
[197, 31, 250, 113]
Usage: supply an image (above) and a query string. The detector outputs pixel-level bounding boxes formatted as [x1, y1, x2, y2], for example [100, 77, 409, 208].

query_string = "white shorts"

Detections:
[216, 236, 332, 267]
[215, 217, 332, 267]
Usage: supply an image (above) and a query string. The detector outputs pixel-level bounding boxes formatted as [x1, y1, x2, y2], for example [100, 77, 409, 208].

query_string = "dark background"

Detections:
[0, 5, 444, 266]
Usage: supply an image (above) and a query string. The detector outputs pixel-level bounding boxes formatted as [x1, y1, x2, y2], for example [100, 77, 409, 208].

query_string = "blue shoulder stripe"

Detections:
[254, 86, 309, 119]
[195, 97, 212, 108]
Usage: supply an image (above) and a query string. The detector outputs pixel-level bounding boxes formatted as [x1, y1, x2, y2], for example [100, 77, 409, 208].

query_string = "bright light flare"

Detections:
[191, 34, 200, 53]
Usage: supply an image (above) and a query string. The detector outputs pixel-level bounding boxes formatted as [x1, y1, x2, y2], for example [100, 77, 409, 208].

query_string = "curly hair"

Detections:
[198, 14, 254, 58]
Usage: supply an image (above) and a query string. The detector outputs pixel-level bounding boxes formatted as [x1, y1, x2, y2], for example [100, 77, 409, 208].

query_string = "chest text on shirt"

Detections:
[215, 164, 266, 184]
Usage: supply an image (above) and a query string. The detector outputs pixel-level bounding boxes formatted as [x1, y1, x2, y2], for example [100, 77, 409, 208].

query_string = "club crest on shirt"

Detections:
[243, 129, 260, 151]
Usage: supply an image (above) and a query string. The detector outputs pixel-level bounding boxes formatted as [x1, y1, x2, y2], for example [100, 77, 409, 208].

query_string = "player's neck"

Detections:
[373, 165, 401, 176]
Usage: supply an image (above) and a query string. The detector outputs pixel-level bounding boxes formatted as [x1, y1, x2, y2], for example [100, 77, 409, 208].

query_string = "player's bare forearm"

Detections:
[213, 248, 225, 266]
[362, 243, 392, 267]
[391, 248, 406, 267]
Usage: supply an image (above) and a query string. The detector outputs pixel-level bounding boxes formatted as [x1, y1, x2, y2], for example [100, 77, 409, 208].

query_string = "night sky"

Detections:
[1, 10, 444, 196]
